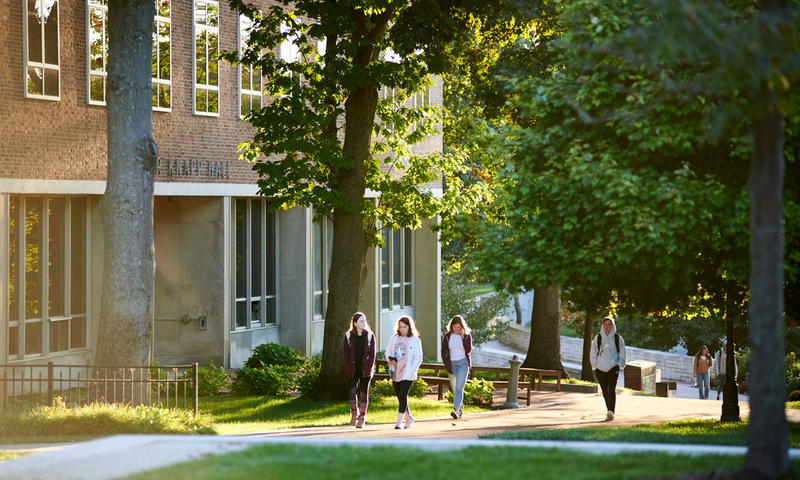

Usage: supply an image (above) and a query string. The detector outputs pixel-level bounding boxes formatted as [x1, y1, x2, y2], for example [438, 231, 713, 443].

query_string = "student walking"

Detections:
[714, 340, 738, 400]
[694, 345, 714, 400]
[386, 315, 423, 430]
[342, 312, 376, 428]
[590, 316, 627, 421]
[441, 315, 473, 420]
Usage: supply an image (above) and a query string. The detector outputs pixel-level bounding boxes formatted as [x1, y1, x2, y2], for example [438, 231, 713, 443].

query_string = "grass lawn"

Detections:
[121, 443, 800, 480]
[200, 394, 478, 435]
[0, 450, 29, 462]
[482, 419, 800, 447]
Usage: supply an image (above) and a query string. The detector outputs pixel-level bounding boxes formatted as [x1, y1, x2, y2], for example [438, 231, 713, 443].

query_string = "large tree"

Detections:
[95, 0, 158, 370]
[477, 0, 799, 476]
[226, 0, 539, 399]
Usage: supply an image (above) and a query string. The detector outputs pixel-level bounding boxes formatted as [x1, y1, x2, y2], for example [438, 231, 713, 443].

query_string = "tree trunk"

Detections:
[581, 312, 594, 381]
[514, 293, 523, 324]
[95, 0, 157, 374]
[744, 83, 789, 475]
[308, 82, 377, 400]
[521, 284, 566, 375]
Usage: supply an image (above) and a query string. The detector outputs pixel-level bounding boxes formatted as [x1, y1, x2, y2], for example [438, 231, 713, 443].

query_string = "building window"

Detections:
[152, 0, 171, 111]
[380, 228, 413, 310]
[25, 0, 60, 100]
[234, 199, 277, 329]
[412, 86, 430, 131]
[193, 0, 219, 115]
[86, 0, 107, 104]
[312, 215, 333, 319]
[8, 196, 89, 359]
[279, 23, 300, 96]
[239, 14, 261, 118]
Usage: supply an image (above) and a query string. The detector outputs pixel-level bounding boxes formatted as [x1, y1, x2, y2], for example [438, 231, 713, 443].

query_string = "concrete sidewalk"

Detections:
[1, 389, 796, 480]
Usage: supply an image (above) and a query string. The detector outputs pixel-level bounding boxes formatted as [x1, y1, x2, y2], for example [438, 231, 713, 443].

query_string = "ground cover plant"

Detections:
[122, 444, 800, 480]
[0, 399, 216, 441]
[482, 419, 800, 447]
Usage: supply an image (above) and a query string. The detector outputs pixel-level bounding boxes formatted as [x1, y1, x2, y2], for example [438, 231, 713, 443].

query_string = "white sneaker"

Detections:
[606, 410, 614, 421]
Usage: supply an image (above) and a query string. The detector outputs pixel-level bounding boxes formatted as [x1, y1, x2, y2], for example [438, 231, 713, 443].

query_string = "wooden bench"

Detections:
[373, 359, 561, 406]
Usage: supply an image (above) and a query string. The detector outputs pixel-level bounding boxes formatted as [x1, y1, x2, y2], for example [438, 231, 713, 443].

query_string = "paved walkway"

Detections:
[1, 389, 797, 480]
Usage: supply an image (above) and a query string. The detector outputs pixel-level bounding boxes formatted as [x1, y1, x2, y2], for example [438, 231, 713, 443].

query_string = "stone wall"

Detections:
[501, 323, 695, 383]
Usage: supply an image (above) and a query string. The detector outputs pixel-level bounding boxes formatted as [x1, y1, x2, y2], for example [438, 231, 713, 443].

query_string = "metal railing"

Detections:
[0, 363, 199, 415]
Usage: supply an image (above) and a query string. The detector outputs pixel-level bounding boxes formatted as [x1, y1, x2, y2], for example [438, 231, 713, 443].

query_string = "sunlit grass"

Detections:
[201, 395, 480, 435]
[483, 418, 800, 447]
[122, 443, 800, 480]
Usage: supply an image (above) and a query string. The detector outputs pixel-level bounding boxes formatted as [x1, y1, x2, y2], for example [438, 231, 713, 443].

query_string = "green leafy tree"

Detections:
[223, 0, 539, 399]
[476, 0, 799, 475]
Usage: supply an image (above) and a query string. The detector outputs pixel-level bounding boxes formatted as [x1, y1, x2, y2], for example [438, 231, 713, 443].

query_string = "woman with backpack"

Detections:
[441, 315, 473, 420]
[342, 312, 376, 428]
[694, 345, 714, 400]
[590, 316, 627, 421]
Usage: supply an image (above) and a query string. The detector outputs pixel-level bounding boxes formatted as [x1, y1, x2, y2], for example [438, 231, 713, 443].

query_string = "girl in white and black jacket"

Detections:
[386, 315, 423, 430]
[342, 312, 376, 428]
[441, 315, 472, 420]
[590, 316, 627, 421]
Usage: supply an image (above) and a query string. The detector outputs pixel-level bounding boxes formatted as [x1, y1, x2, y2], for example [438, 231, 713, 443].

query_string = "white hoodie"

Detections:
[590, 318, 627, 372]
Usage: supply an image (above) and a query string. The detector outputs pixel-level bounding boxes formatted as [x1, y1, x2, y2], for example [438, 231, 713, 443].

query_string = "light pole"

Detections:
[720, 317, 741, 422]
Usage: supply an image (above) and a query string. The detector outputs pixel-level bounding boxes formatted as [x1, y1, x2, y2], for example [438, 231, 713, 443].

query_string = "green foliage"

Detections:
[560, 325, 578, 338]
[231, 365, 297, 397]
[296, 355, 322, 396]
[244, 343, 306, 370]
[444, 378, 494, 407]
[370, 378, 427, 399]
[192, 361, 231, 397]
[737, 349, 751, 393]
[0, 398, 216, 437]
[441, 268, 511, 347]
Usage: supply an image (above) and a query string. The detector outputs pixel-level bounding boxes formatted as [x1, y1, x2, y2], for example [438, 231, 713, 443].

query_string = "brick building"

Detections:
[0, 0, 443, 369]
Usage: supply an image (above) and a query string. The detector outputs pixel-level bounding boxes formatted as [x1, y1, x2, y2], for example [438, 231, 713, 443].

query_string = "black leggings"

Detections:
[595, 366, 620, 413]
[392, 380, 413, 414]
[349, 376, 371, 414]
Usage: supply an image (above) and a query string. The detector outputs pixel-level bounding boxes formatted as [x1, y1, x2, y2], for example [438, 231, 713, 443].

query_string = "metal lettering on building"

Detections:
[156, 159, 231, 178]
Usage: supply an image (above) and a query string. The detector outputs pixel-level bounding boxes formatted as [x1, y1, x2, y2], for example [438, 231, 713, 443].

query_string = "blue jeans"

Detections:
[697, 373, 710, 399]
[449, 358, 469, 411]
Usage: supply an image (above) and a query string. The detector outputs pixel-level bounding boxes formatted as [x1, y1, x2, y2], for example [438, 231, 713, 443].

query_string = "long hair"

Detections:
[695, 345, 709, 358]
[394, 315, 419, 337]
[446, 315, 471, 335]
[349, 311, 372, 333]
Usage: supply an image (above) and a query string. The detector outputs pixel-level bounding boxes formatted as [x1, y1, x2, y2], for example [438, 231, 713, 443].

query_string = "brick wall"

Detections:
[0, 0, 444, 188]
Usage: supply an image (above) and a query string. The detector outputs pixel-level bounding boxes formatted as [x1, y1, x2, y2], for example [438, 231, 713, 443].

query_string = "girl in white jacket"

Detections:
[386, 315, 423, 429]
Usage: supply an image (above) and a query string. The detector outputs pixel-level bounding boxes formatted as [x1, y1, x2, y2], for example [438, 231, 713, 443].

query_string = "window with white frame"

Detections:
[86, 0, 107, 104]
[312, 215, 333, 319]
[412, 87, 430, 131]
[279, 23, 300, 96]
[8, 196, 89, 359]
[381, 85, 399, 133]
[239, 13, 261, 118]
[193, 0, 219, 115]
[25, 0, 60, 99]
[234, 199, 277, 329]
[152, 0, 171, 111]
[380, 228, 413, 310]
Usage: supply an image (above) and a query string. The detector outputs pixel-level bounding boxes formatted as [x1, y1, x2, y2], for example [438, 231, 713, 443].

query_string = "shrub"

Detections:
[369, 378, 427, 399]
[192, 361, 231, 397]
[244, 343, 305, 370]
[371, 379, 395, 397]
[297, 354, 322, 396]
[445, 378, 494, 407]
[790, 390, 800, 401]
[231, 365, 297, 396]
